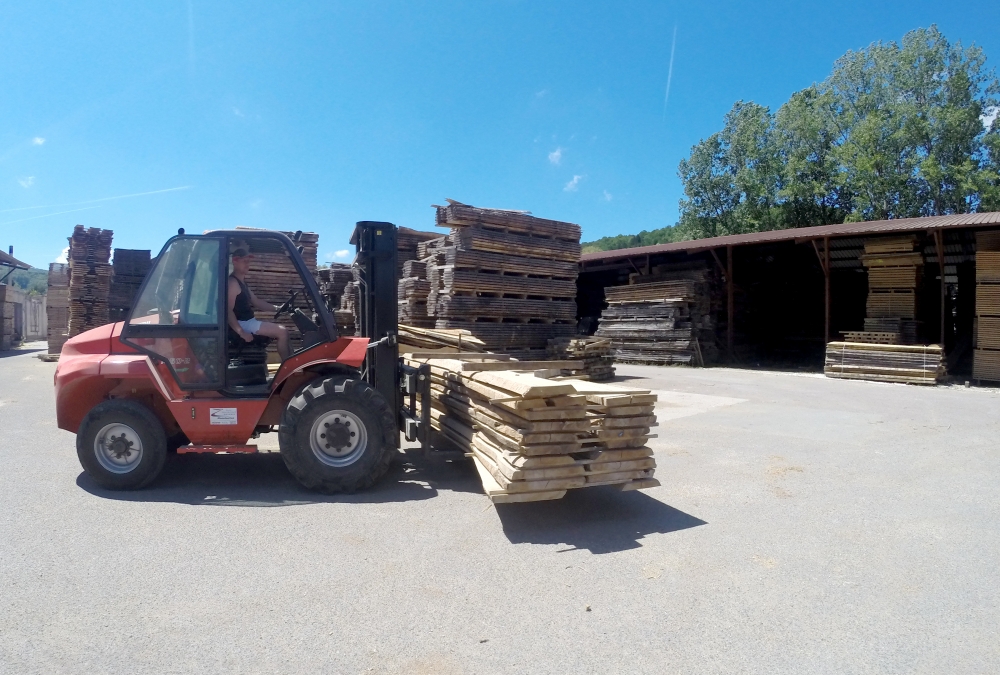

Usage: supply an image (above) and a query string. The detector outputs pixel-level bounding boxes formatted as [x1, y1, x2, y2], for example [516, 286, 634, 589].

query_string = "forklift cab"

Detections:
[121, 230, 336, 394]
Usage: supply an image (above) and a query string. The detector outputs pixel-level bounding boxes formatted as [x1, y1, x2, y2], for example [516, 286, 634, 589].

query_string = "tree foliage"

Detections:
[675, 25, 1000, 239]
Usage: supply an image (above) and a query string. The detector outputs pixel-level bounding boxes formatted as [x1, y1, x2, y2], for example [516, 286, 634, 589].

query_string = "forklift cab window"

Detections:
[123, 237, 224, 388]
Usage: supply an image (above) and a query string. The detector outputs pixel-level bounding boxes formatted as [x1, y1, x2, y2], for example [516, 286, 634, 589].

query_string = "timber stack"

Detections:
[858, 236, 922, 343]
[403, 352, 658, 503]
[596, 271, 716, 365]
[316, 263, 356, 335]
[46, 263, 70, 354]
[398, 259, 435, 328]
[428, 200, 580, 357]
[337, 269, 359, 337]
[397, 227, 440, 280]
[546, 336, 615, 381]
[67, 225, 113, 336]
[238, 229, 318, 353]
[824, 342, 944, 384]
[973, 230, 1000, 381]
[108, 249, 152, 322]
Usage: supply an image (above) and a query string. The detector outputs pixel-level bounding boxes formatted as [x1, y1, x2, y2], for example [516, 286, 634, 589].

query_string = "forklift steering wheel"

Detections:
[274, 290, 298, 320]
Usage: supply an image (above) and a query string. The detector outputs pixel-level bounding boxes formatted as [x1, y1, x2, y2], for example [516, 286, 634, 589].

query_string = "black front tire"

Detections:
[279, 377, 396, 493]
[77, 399, 168, 490]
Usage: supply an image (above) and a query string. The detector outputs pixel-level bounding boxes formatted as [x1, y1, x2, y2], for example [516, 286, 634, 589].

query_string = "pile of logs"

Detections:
[46, 263, 70, 354]
[426, 200, 580, 356]
[974, 230, 1000, 381]
[108, 249, 152, 323]
[403, 352, 658, 503]
[546, 336, 615, 381]
[68, 226, 113, 336]
[824, 342, 944, 385]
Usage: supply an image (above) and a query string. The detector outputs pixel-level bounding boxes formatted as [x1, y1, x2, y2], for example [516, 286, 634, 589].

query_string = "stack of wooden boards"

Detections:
[973, 230, 1000, 381]
[239, 229, 318, 353]
[67, 225, 113, 337]
[427, 200, 580, 356]
[596, 266, 717, 365]
[824, 342, 944, 384]
[397, 227, 440, 280]
[404, 354, 659, 503]
[858, 236, 922, 343]
[398, 259, 435, 328]
[315, 263, 356, 335]
[108, 249, 151, 323]
[46, 263, 70, 354]
[546, 336, 615, 381]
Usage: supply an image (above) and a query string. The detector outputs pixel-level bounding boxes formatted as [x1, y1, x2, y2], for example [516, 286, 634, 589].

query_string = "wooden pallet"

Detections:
[841, 331, 901, 344]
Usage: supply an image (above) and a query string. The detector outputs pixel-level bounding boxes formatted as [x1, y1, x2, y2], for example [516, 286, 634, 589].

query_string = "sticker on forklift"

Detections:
[209, 408, 238, 425]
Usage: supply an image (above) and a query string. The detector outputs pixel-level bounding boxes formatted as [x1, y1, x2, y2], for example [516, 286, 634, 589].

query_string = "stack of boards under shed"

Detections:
[973, 230, 1000, 381]
[238, 229, 318, 354]
[67, 225, 113, 337]
[596, 268, 716, 365]
[546, 336, 615, 381]
[315, 264, 356, 336]
[404, 354, 658, 503]
[824, 342, 944, 384]
[857, 236, 922, 343]
[427, 200, 580, 357]
[46, 263, 70, 354]
[108, 249, 152, 323]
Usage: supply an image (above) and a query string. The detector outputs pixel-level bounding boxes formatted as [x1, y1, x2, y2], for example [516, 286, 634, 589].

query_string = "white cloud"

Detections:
[335, 249, 350, 258]
[55, 247, 68, 264]
[32, 137, 45, 145]
[18, 176, 34, 188]
[548, 147, 563, 165]
[603, 190, 613, 202]
[564, 175, 584, 192]
[233, 107, 245, 117]
[535, 89, 548, 98]
[983, 106, 999, 130]
[249, 199, 263, 209]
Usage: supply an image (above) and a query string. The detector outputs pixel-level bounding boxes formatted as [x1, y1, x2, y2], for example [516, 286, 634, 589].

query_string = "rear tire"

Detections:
[77, 399, 168, 490]
[279, 377, 396, 493]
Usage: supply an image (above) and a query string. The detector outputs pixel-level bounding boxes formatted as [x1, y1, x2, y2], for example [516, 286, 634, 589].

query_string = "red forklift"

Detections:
[54, 222, 431, 492]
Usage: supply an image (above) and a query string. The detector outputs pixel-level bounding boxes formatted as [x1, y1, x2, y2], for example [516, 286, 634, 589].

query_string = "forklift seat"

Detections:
[226, 329, 272, 386]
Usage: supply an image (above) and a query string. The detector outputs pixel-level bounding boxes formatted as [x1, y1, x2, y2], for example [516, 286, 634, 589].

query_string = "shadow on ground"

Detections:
[77, 450, 483, 507]
[496, 488, 706, 554]
[0, 346, 46, 359]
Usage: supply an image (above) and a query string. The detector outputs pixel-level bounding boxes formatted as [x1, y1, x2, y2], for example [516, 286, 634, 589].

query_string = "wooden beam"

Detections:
[727, 245, 734, 359]
[824, 236, 831, 344]
[932, 229, 946, 347]
[709, 248, 727, 278]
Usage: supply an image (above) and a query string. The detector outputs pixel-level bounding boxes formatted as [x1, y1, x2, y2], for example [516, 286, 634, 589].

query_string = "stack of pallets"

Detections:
[67, 225, 113, 336]
[108, 249, 152, 322]
[824, 342, 944, 384]
[46, 263, 70, 354]
[859, 236, 922, 342]
[428, 201, 580, 356]
[974, 230, 1000, 381]
[596, 279, 709, 365]
[398, 259, 435, 328]
[546, 337, 615, 381]
[403, 354, 658, 503]
[238, 230, 318, 353]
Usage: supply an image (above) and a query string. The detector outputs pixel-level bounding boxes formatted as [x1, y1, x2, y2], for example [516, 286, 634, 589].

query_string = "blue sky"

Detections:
[2, 1, 999, 269]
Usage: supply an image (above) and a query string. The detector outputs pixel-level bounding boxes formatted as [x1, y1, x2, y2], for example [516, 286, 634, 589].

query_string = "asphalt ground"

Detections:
[2, 342, 999, 674]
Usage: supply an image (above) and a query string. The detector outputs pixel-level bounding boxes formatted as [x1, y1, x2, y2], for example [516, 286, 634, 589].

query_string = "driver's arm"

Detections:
[247, 286, 278, 314]
[228, 277, 253, 342]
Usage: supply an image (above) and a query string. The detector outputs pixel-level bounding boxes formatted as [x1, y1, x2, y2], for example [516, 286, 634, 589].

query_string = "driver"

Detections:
[228, 241, 291, 360]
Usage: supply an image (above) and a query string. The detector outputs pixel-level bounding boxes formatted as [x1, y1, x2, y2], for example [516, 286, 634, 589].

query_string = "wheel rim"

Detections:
[309, 409, 368, 467]
[93, 423, 144, 474]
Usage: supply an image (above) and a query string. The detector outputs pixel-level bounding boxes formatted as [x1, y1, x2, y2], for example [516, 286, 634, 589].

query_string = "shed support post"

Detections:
[824, 236, 830, 344]
[933, 229, 946, 347]
[726, 245, 734, 359]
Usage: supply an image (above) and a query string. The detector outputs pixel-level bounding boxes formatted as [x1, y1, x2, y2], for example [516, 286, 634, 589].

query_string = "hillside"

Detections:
[4, 268, 47, 295]
[581, 223, 693, 254]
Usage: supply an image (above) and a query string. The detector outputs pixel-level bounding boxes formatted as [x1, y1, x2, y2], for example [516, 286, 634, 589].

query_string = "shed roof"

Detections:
[580, 211, 1000, 264]
[0, 249, 30, 270]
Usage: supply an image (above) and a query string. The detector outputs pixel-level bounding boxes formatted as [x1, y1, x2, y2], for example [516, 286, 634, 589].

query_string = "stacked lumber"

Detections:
[862, 236, 922, 331]
[108, 249, 151, 322]
[974, 230, 1000, 381]
[396, 227, 439, 281]
[405, 355, 658, 502]
[596, 280, 704, 365]
[398, 325, 486, 354]
[315, 263, 356, 335]
[46, 263, 70, 354]
[546, 337, 615, 381]
[429, 200, 579, 352]
[398, 259, 435, 328]
[824, 342, 944, 385]
[337, 269, 359, 337]
[863, 317, 919, 345]
[238, 229, 318, 353]
[67, 225, 113, 336]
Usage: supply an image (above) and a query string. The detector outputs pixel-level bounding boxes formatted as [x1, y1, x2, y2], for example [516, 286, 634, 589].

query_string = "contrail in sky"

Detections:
[0, 206, 101, 226]
[0, 186, 192, 214]
[663, 25, 678, 118]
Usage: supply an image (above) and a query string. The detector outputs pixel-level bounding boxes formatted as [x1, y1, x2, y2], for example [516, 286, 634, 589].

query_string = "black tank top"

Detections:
[232, 275, 255, 321]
